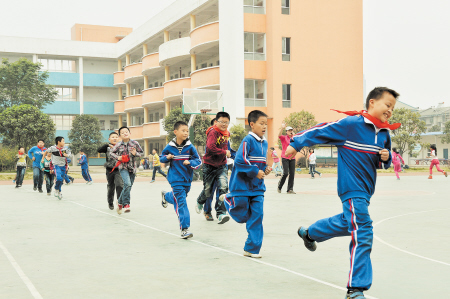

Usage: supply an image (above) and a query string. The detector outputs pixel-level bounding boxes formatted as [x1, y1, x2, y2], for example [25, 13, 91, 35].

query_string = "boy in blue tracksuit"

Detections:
[285, 87, 400, 299]
[160, 121, 202, 239]
[45, 136, 72, 200]
[28, 139, 47, 193]
[78, 150, 92, 184]
[222, 110, 271, 258]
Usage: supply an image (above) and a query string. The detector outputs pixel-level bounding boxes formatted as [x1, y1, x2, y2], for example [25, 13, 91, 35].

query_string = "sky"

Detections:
[1, 0, 449, 109]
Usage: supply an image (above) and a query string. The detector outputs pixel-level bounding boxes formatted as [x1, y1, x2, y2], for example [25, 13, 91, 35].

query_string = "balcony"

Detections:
[190, 66, 220, 89]
[190, 22, 219, 55]
[159, 37, 191, 66]
[129, 126, 144, 140]
[113, 71, 125, 86]
[244, 60, 266, 80]
[114, 100, 125, 114]
[142, 53, 162, 76]
[142, 86, 165, 107]
[143, 121, 168, 139]
[124, 94, 143, 112]
[163, 77, 191, 102]
[124, 62, 143, 83]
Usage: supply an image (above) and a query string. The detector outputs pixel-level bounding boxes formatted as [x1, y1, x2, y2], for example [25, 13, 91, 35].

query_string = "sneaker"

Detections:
[15, 186, 19, 189]
[297, 226, 317, 252]
[397, 178, 400, 180]
[161, 191, 168, 208]
[195, 202, 203, 214]
[33, 187, 37, 191]
[277, 188, 281, 193]
[150, 180, 155, 183]
[243, 251, 262, 258]
[117, 204, 123, 215]
[311, 177, 315, 179]
[47, 193, 51, 196]
[218, 194, 226, 202]
[88, 181, 93, 185]
[287, 190, 296, 194]
[217, 214, 230, 224]
[181, 229, 193, 239]
[204, 212, 214, 221]
[66, 182, 71, 185]
[428, 175, 433, 179]
[54, 190, 59, 197]
[123, 204, 131, 213]
[58, 192, 63, 200]
[38, 189, 43, 193]
[346, 290, 366, 299]
[319, 173, 322, 178]
[70, 177, 74, 184]
[108, 204, 114, 210]
[444, 171, 448, 177]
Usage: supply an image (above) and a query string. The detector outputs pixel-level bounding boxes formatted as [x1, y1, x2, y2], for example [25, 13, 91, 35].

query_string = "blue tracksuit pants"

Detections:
[54, 165, 66, 192]
[81, 169, 92, 182]
[165, 185, 191, 230]
[308, 197, 373, 290]
[224, 195, 264, 254]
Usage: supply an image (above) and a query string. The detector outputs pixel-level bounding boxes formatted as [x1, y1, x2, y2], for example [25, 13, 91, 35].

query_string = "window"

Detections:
[245, 80, 266, 107]
[244, 0, 265, 14]
[38, 59, 75, 72]
[282, 0, 290, 14]
[282, 37, 291, 61]
[244, 33, 265, 61]
[50, 115, 75, 130]
[282, 84, 291, 108]
[155, 112, 160, 121]
[55, 88, 77, 101]
[99, 120, 105, 130]
[110, 121, 118, 130]
[149, 114, 154, 123]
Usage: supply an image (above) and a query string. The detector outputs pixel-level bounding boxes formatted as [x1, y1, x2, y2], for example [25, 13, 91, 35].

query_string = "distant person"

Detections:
[427, 144, 447, 179]
[150, 149, 167, 183]
[308, 149, 322, 179]
[40, 151, 55, 195]
[391, 148, 405, 180]
[45, 137, 71, 200]
[277, 123, 296, 194]
[270, 147, 282, 177]
[28, 139, 47, 193]
[78, 150, 93, 184]
[15, 146, 28, 188]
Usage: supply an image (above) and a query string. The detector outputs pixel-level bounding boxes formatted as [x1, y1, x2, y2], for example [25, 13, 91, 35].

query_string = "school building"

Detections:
[0, 0, 363, 162]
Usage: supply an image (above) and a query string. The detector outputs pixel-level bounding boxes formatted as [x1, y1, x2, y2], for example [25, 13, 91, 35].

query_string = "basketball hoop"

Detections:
[200, 108, 212, 120]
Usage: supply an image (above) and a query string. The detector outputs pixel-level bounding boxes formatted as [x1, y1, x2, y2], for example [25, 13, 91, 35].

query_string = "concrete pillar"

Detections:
[144, 107, 149, 123]
[191, 54, 196, 73]
[190, 15, 196, 31]
[126, 54, 130, 65]
[79, 57, 84, 115]
[164, 31, 169, 42]
[144, 139, 149, 157]
[165, 66, 170, 82]
[117, 59, 122, 71]
[32, 54, 38, 63]
[126, 112, 131, 126]
[119, 115, 123, 127]
[165, 102, 170, 116]
[118, 87, 122, 101]
[126, 84, 130, 97]
[144, 75, 148, 89]
[143, 44, 148, 56]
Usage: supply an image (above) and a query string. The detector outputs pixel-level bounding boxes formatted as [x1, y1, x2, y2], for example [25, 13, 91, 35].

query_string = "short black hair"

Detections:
[210, 118, 216, 126]
[38, 139, 45, 143]
[174, 121, 188, 131]
[118, 126, 130, 135]
[18, 146, 24, 150]
[365, 87, 400, 110]
[430, 144, 437, 151]
[109, 132, 119, 137]
[55, 136, 64, 144]
[153, 148, 158, 153]
[248, 110, 268, 124]
[216, 111, 230, 121]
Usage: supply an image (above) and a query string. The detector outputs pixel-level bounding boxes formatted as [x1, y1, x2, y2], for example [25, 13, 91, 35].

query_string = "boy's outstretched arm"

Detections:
[233, 141, 260, 178]
[159, 146, 171, 164]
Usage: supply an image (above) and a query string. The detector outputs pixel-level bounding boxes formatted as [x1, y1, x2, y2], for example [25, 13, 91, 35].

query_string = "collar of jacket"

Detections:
[169, 138, 191, 148]
[249, 132, 266, 142]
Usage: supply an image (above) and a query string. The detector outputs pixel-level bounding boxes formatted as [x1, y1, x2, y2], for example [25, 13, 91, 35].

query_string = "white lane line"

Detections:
[68, 200, 378, 299]
[374, 208, 450, 267]
[0, 241, 43, 299]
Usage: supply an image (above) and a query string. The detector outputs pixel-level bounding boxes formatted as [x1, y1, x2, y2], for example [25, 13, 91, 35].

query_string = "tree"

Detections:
[0, 58, 58, 113]
[162, 107, 190, 142]
[278, 110, 317, 158]
[0, 105, 55, 151]
[442, 121, 450, 144]
[68, 114, 104, 157]
[229, 124, 247, 151]
[192, 115, 211, 150]
[389, 108, 427, 157]
[429, 124, 441, 132]
[0, 146, 18, 171]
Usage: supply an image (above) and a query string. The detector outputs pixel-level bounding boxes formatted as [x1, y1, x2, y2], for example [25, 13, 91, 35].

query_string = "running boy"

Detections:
[78, 150, 93, 184]
[195, 112, 232, 224]
[222, 110, 270, 258]
[40, 151, 54, 195]
[150, 148, 167, 183]
[285, 87, 400, 299]
[98, 132, 124, 210]
[46, 137, 71, 199]
[160, 121, 202, 239]
[28, 139, 47, 192]
[15, 147, 28, 188]
[110, 126, 143, 214]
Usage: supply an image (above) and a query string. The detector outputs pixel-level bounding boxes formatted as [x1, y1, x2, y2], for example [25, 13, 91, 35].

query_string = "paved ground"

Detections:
[1, 173, 449, 299]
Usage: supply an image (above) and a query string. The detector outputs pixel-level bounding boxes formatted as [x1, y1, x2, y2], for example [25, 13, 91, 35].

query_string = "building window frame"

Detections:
[245, 79, 266, 107]
[244, 0, 265, 14]
[282, 0, 290, 15]
[38, 59, 76, 72]
[282, 84, 291, 108]
[282, 37, 291, 61]
[244, 32, 266, 61]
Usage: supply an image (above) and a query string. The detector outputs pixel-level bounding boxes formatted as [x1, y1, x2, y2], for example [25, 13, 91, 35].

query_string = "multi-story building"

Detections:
[0, 0, 363, 161]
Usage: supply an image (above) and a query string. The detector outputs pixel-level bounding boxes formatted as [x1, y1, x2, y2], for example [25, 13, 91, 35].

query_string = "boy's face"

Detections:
[58, 138, 65, 147]
[37, 141, 44, 148]
[174, 125, 189, 141]
[152, 149, 156, 154]
[19, 148, 24, 154]
[250, 116, 268, 138]
[46, 152, 52, 159]
[109, 133, 119, 145]
[216, 117, 230, 131]
[120, 128, 130, 140]
[79, 152, 84, 156]
[367, 92, 396, 123]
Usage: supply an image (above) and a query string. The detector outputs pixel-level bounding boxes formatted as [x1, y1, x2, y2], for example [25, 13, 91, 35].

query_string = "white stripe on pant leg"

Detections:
[349, 200, 359, 288]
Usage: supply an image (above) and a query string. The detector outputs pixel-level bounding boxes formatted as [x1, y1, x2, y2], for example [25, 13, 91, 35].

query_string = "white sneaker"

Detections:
[58, 192, 63, 200]
[243, 251, 262, 258]
[181, 229, 193, 239]
[88, 181, 93, 185]
[218, 194, 226, 202]
[319, 173, 322, 178]
[195, 203, 203, 214]
[217, 214, 230, 224]
[54, 190, 59, 197]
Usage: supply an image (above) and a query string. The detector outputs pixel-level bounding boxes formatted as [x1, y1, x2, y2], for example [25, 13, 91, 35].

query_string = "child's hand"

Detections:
[256, 170, 265, 179]
[183, 160, 190, 166]
[63, 153, 68, 157]
[281, 122, 286, 129]
[166, 154, 174, 160]
[284, 145, 297, 159]
[226, 150, 231, 158]
[379, 149, 390, 161]
[32, 157, 36, 161]
[41, 168, 45, 171]
[130, 148, 137, 156]
[264, 167, 272, 175]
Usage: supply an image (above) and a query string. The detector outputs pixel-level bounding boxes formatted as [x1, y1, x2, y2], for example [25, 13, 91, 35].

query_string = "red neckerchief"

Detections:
[56, 146, 64, 157]
[206, 125, 230, 137]
[331, 109, 401, 130]
[37, 146, 45, 151]
[18, 151, 23, 155]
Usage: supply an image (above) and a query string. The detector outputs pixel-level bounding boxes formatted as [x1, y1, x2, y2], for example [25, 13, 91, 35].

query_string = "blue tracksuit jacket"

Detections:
[160, 139, 202, 187]
[28, 146, 47, 168]
[290, 115, 392, 202]
[228, 132, 268, 197]
[79, 154, 89, 170]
